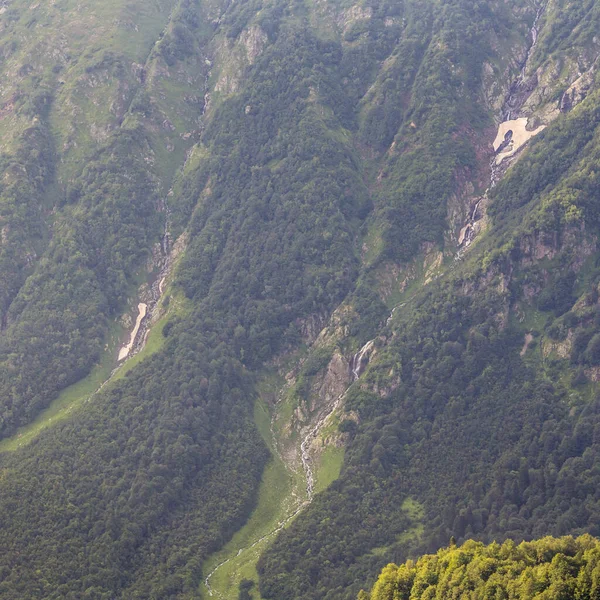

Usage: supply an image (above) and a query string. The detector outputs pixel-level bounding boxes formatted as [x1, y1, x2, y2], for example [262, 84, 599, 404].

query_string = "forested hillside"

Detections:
[361, 536, 600, 600]
[0, 0, 598, 598]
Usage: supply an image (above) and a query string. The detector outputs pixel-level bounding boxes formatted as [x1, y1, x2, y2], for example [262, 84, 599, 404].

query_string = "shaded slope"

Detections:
[0, 0, 214, 437]
[258, 2, 600, 599]
[0, 4, 371, 598]
[0, 0, 598, 599]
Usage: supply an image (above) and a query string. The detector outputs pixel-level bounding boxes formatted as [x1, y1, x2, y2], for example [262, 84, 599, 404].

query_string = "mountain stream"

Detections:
[456, 1, 547, 255]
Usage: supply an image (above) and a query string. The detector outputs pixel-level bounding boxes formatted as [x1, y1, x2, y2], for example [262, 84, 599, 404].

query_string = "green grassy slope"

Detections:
[0, 0, 219, 439]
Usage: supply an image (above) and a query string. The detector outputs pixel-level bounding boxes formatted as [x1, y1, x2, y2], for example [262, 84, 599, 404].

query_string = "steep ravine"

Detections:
[456, 0, 548, 254]
[201, 343, 374, 598]
[200, 12, 555, 595]
[201, 394, 308, 599]
[0, 197, 179, 453]
[201, 5, 568, 597]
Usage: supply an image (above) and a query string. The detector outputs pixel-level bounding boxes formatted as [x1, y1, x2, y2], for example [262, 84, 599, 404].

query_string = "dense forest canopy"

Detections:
[361, 536, 600, 600]
[0, 0, 597, 597]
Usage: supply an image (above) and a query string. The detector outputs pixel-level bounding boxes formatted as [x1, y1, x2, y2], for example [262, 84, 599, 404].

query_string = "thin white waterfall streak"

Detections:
[457, 2, 547, 258]
[351, 339, 375, 381]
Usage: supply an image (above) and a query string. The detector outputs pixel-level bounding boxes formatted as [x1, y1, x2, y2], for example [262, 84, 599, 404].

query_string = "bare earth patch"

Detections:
[493, 117, 545, 165]
[520, 332, 533, 356]
[118, 302, 147, 361]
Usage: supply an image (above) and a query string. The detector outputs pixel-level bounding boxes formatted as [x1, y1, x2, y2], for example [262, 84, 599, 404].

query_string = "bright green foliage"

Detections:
[362, 536, 600, 600]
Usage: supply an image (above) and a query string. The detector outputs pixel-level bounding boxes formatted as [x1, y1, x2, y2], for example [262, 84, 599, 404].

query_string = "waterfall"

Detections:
[351, 339, 375, 381]
[300, 382, 353, 499]
[503, 2, 546, 120]
[457, 2, 547, 257]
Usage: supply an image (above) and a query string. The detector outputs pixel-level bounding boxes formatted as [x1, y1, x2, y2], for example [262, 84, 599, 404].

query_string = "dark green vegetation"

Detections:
[0, 128, 160, 435]
[0, 0, 599, 598]
[0, 1, 365, 596]
[361, 536, 600, 599]
[257, 3, 600, 600]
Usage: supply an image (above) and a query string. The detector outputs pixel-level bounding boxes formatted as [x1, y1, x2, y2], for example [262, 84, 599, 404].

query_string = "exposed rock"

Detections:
[344, 410, 360, 424]
[309, 351, 353, 414]
[448, 178, 476, 245]
[481, 41, 526, 115]
[214, 71, 239, 94]
[519, 61, 559, 113]
[315, 304, 357, 346]
[146, 242, 163, 273]
[460, 265, 505, 296]
[89, 122, 111, 143]
[542, 330, 573, 359]
[162, 118, 175, 131]
[522, 283, 541, 302]
[585, 366, 600, 382]
[518, 231, 558, 265]
[150, 231, 189, 324]
[137, 282, 153, 305]
[376, 261, 414, 303]
[339, 4, 372, 32]
[370, 366, 400, 398]
[561, 226, 597, 270]
[518, 225, 596, 269]
[560, 65, 596, 113]
[239, 25, 267, 65]
[423, 250, 444, 285]
[131, 62, 145, 83]
[213, 26, 268, 96]
[296, 312, 327, 344]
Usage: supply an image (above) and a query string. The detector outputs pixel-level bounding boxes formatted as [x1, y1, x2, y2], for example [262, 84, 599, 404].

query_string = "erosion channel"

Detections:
[202, 5, 554, 596]
[201, 335, 378, 599]
[201, 379, 344, 598]
[0, 202, 177, 453]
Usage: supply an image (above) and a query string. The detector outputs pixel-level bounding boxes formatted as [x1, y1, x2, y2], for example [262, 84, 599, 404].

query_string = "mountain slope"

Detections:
[258, 2, 600, 598]
[361, 536, 600, 600]
[0, 0, 598, 598]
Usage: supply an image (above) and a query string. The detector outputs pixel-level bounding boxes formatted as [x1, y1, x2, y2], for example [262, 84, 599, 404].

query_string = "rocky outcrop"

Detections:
[375, 261, 414, 304]
[560, 63, 597, 113]
[542, 330, 573, 360]
[240, 25, 268, 65]
[518, 230, 558, 264]
[518, 225, 596, 268]
[214, 25, 268, 95]
[296, 312, 328, 344]
[310, 351, 353, 413]
[585, 366, 600, 382]
[315, 304, 356, 347]
[338, 4, 372, 33]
